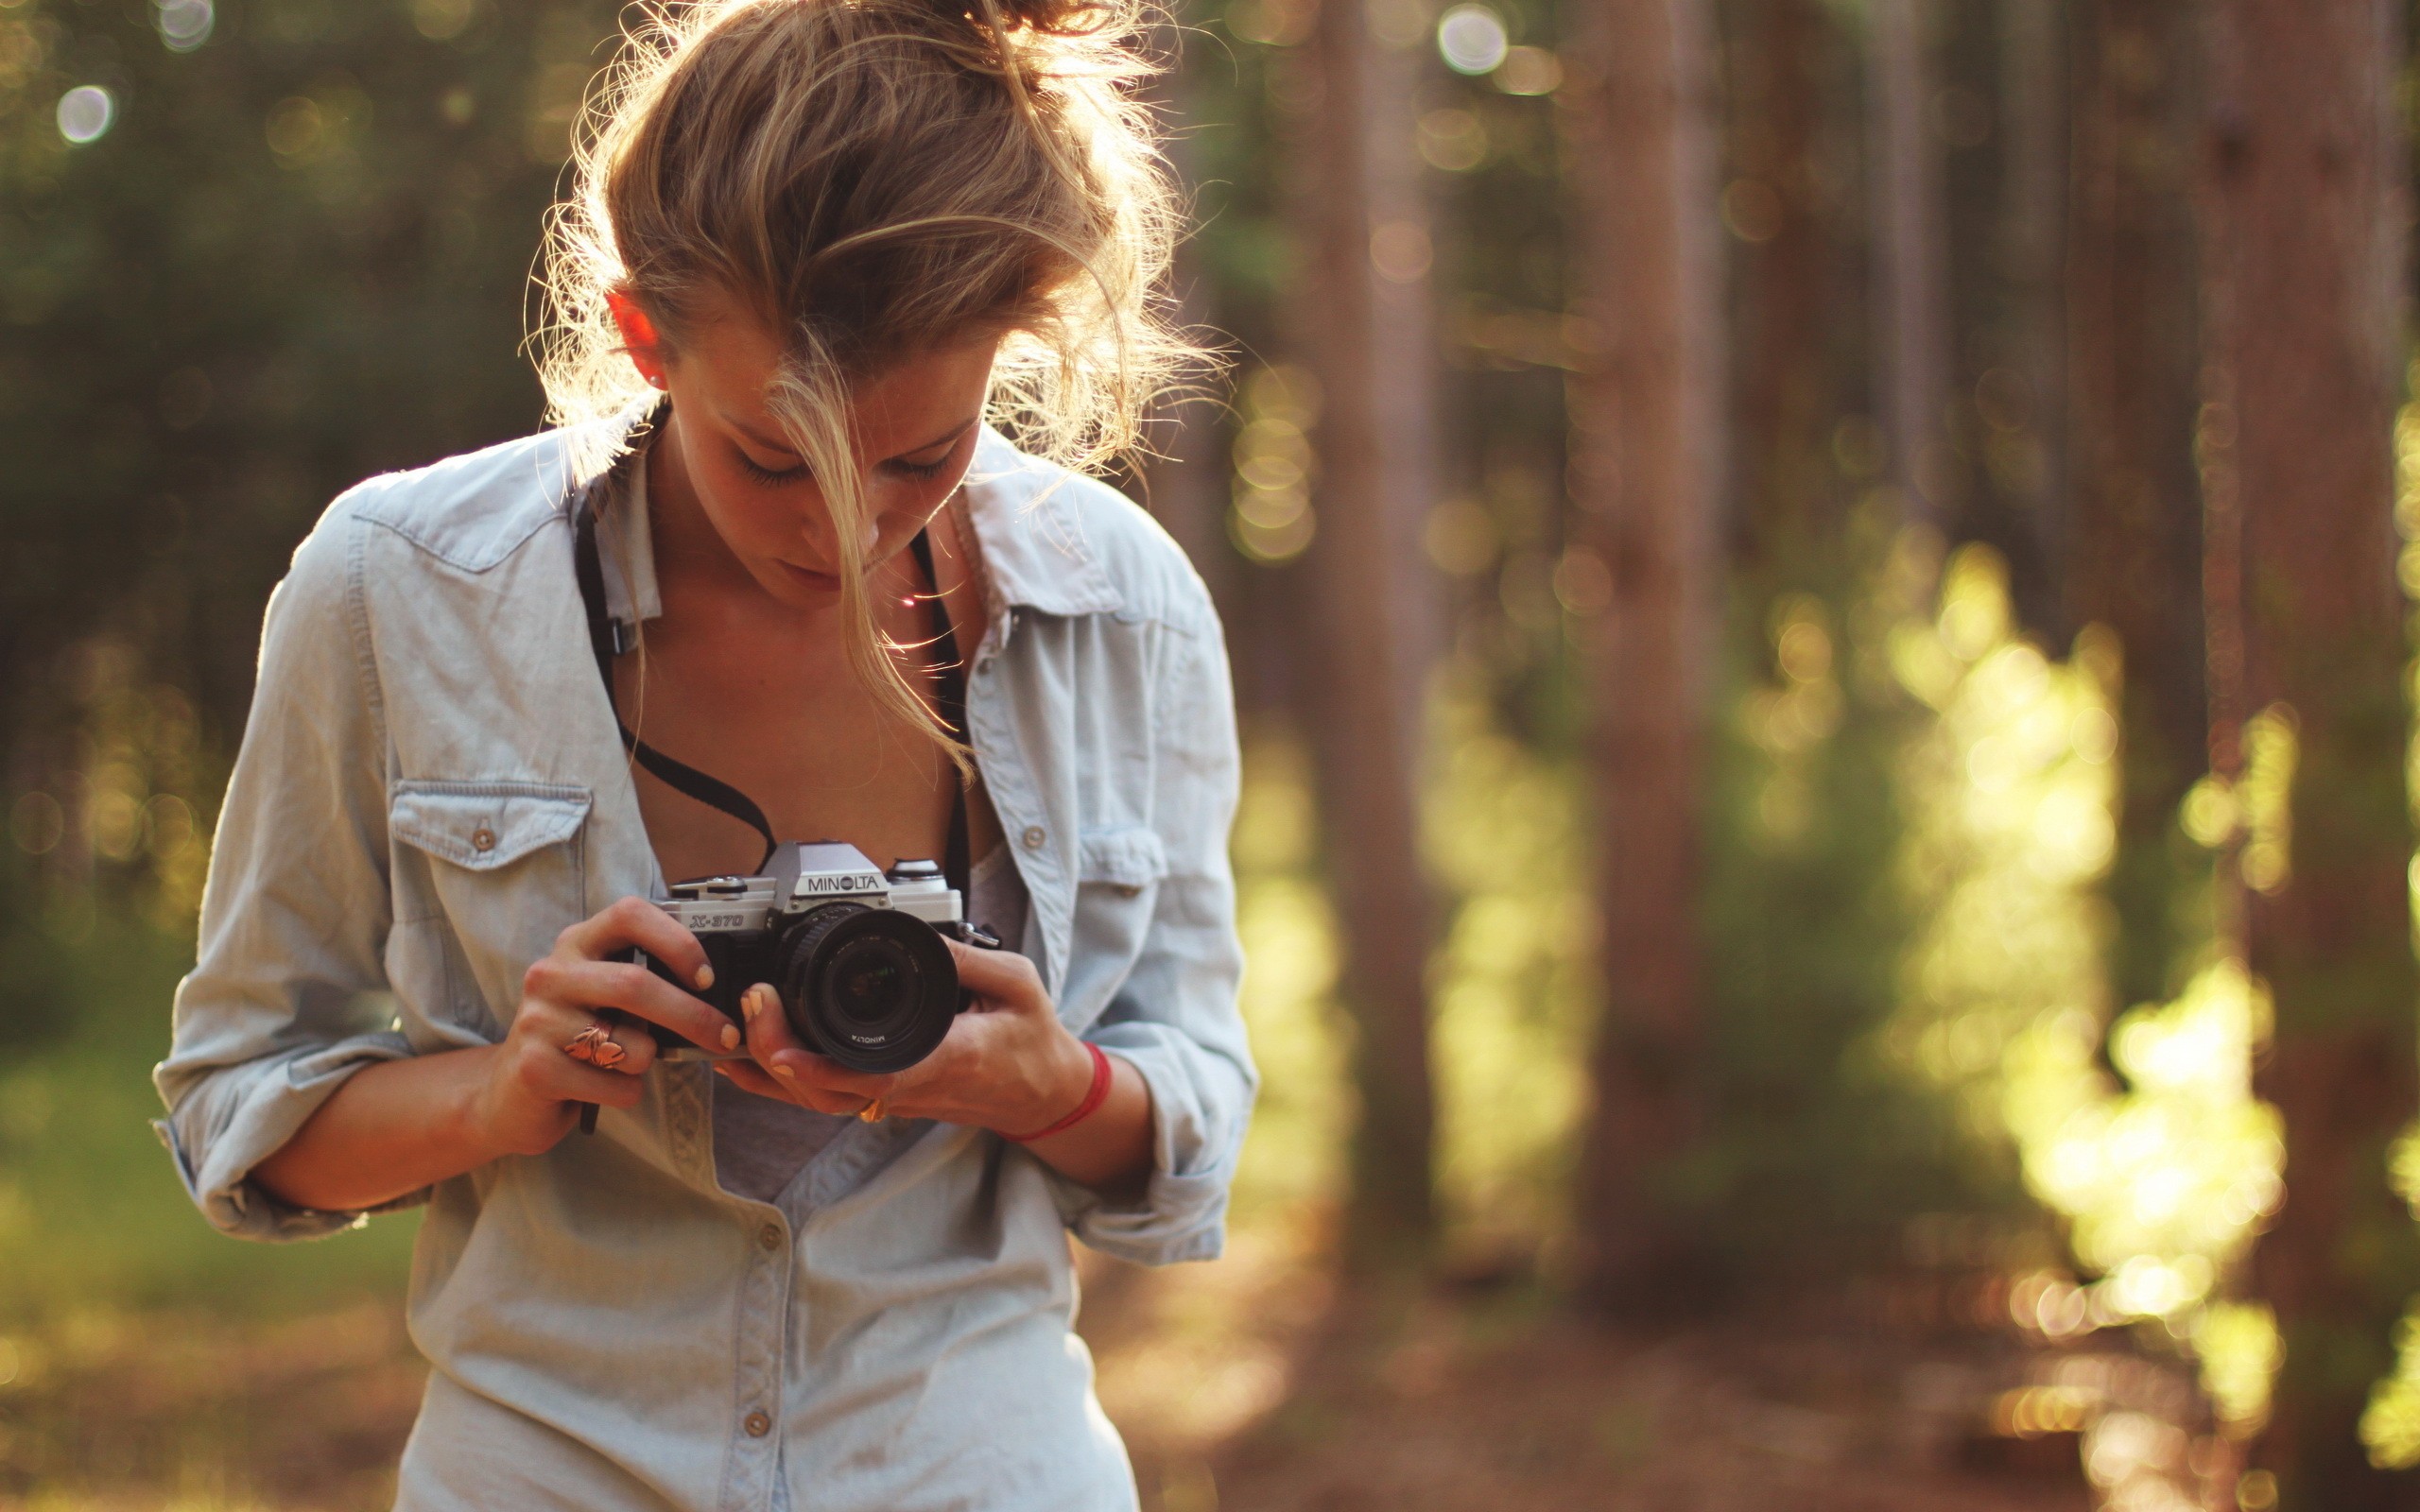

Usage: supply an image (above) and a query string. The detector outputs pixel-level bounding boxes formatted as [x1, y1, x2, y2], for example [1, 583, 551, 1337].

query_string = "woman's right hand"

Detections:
[476, 896, 737, 1156]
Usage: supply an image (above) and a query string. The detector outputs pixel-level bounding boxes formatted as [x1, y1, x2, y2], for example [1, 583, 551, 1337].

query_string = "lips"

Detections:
[778, 560, 841, 592]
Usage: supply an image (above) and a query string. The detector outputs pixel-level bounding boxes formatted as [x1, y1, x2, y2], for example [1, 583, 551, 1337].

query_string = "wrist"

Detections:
[451, 1044, 519, 1161]
[1004, 1038, 1113, 1143]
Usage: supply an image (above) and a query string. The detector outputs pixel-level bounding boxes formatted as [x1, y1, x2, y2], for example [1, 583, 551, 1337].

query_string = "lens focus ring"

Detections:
[772, 904, 959, 1074]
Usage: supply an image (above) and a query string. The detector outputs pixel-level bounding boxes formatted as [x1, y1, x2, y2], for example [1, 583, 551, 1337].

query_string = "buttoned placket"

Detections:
[718, 1196, 791, 1512]
[963, 609, 1070, 1005]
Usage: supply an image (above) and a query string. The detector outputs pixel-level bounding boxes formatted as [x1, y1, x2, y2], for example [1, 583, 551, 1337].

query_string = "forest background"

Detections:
[1, 0, 2416, 1508]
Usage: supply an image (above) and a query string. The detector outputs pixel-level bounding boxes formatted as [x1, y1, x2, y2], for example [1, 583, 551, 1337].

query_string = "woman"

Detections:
[151, 1, 1252, 1506]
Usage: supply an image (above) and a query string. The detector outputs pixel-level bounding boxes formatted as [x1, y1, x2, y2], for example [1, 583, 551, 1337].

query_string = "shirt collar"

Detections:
[590, 421, 1124, 630]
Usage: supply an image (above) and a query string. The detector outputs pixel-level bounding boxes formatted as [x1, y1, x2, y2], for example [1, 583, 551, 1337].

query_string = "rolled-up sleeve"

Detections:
[1063, 604, 1255, 1264]
[153, 504, 415, 1241]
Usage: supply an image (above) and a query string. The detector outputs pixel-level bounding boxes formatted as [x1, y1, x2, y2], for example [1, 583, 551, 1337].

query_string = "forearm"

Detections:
[1018, 1051, 1153, 1204]
[251, 1045, 507, 1212]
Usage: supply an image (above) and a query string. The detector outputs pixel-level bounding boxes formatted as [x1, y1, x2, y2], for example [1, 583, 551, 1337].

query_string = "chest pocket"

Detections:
[389, 781, 592, 1034]
[1070, 826, 1167, 977]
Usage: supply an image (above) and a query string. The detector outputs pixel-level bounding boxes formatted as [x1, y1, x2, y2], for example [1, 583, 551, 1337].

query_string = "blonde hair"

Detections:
[535, 0, 1198, 754]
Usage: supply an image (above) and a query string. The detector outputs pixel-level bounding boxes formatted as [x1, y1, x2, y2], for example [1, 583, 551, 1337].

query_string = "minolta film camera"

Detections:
[633, 842, 994, 1074]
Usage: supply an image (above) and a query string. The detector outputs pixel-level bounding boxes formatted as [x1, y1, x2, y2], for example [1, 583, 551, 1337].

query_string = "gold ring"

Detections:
[857, 1096, 888, 1124]
[564, 1022, 624, 1069]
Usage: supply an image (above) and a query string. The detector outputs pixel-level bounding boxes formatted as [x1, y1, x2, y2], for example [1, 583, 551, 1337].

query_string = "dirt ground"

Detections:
[0, 1224, 2131, 1511]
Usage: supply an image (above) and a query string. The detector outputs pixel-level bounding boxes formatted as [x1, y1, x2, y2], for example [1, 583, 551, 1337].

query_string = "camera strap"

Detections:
[572, 484, 972, 892]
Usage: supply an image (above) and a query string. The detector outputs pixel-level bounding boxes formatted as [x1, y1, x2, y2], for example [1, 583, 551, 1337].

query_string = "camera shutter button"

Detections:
[470, 826, 496, 853]
[1020, 825, 1046, 850]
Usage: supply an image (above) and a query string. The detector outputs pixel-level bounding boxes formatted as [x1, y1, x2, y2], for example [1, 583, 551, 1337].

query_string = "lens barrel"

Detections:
[772, 903, 959, 1073]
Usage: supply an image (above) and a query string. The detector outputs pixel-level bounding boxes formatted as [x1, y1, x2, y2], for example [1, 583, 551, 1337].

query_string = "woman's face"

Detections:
[615, 290, 996, 608]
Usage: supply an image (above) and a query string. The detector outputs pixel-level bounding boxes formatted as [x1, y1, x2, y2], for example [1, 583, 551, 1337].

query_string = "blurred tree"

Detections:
[2066, 0, 2207, 1014]
[1135, 15, 1234, 617]
[2199, 0, 2420, 1500]
[1291, 0, 1445, 1262]
[1563, 0, 1726, 1310]
[0, 0, 617, 1045]
[1993, 0, 2066, 593]
[1866, 0, 1952, 529]
[1720, 0, 1846, 565]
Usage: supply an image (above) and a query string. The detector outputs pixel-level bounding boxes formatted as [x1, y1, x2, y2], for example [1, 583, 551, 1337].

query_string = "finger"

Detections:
[583, 1018, 659, 1077]
[714, 1059, 795, 1103]
[555, 896, 715, 991]
[943, 937, 1047, 1010]
[717, 1048, 881, 1117]
[526, 955, 739, 1056]
[737, 983, 823, 1086]
[515, 1040, 648, 1108]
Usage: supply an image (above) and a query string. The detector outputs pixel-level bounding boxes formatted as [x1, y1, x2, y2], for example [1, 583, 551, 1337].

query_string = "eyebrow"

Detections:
[726, 413, 979, 461]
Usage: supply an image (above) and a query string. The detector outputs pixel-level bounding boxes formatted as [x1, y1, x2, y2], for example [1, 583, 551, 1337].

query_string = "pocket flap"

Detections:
[1078, 826, 1167, 891]
[390, 781, 591, 870]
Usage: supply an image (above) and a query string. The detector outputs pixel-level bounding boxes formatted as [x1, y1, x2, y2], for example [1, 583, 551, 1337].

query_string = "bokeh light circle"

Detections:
[156, 0, 216, 52]
[56, 86, 117, 146]
[1435, 4, 1509, 76]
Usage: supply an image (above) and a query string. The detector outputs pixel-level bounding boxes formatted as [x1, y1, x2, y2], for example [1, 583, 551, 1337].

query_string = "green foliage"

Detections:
[0, 882, 415, 1321]
[2, 0, 615, 750]
[1693, 558, 2015, 1282]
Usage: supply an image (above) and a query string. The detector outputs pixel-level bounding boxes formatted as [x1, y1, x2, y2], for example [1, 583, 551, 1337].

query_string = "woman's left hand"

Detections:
[716, 939, 1095, 1138]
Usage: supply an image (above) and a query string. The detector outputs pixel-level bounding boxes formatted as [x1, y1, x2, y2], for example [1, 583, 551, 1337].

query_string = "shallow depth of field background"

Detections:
[2, 0, 2416, 1508]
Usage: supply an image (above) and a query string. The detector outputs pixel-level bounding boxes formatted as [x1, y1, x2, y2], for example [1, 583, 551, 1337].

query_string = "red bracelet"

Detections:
[1004, 1042, 1113, 1143]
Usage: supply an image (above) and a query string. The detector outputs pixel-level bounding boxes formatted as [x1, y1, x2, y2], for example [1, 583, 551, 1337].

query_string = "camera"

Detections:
[631, 841, 994, 1074]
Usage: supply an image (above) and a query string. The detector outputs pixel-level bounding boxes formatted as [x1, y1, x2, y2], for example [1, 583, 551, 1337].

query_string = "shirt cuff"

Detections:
[1045, 1035, 1244, 1265]
[158, 1032, 423, 1243]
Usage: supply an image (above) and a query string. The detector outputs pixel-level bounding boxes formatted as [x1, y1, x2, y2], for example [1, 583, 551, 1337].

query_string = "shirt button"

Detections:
[470, 826, 496, 853]
[1020, 825, 1046, 850]
[757, 1223, 783, 1252]
[744, 1410, 772, 1438]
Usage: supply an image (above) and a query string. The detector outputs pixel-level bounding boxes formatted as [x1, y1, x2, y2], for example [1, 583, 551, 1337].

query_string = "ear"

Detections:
[606, 289, 670, 391]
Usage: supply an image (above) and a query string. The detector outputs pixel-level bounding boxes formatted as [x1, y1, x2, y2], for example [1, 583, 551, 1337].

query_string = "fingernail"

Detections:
[696, 965, 716, 989]
[741, 988, 761, 1021]
[720, 1022, 741, 1051]
[771, 1061, 797, 1081]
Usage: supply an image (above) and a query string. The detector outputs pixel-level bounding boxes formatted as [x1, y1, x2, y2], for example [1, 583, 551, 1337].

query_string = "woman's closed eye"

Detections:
[884, 423, 976, 481]
[736, 448, 809, 487]
[887, 453, 954, 480]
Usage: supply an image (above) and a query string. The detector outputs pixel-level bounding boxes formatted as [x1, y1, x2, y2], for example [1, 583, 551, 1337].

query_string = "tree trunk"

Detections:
[2066, 0, 2207, 1012]
[1868, 0, 1953, 527]
[2203, 0, 2420, 1499]
[1294, 0, 1443, 1264]
[1724, 0, 1838, 562]
[1564, 0, 1727, 1312]
[1143, 30, 1239, 632]
[1996, 0, 2067, 619]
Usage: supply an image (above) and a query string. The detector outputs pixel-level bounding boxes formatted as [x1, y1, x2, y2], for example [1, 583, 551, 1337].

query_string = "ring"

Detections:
[564, 1022, 628, 1071]
[856, 1096, 888, 1124]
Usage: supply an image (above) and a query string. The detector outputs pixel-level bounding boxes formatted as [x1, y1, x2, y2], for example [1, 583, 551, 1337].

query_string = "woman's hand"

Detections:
[255, 895, 735, 1212]
[475, 897, 737, 1157]
[716, 940, 1157, 1194]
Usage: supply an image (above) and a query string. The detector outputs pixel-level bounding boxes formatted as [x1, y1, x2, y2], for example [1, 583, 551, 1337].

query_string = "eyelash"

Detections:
[735, 451, 953, 486]
[738, 455, 807, 487]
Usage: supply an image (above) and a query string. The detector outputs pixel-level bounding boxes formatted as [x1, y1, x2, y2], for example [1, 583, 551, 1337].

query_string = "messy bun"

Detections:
[534, 0, 1201, 757]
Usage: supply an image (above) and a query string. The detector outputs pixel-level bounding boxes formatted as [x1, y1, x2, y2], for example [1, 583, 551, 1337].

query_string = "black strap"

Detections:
[575, 489, 970, 886]
[911, 530, 973, 897]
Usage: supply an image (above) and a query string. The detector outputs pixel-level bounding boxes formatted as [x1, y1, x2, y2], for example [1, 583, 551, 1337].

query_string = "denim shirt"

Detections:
[151, 421, 1253, 1511]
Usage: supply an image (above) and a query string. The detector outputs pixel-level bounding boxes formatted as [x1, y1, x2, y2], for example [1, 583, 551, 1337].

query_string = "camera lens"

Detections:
[772, 903, 959, 1073]
[826, 934, 913, 1025]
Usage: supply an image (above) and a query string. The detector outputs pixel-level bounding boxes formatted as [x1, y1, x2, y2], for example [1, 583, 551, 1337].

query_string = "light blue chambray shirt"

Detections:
[151, 421, 1254, 1512]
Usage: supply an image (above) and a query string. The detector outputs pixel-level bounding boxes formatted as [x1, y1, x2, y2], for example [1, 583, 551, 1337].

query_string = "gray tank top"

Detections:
[711, 845, 1032, 1204]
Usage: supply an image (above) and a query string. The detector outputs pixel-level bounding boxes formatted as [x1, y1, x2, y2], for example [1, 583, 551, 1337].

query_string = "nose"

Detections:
[794, 488, 891, 564]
